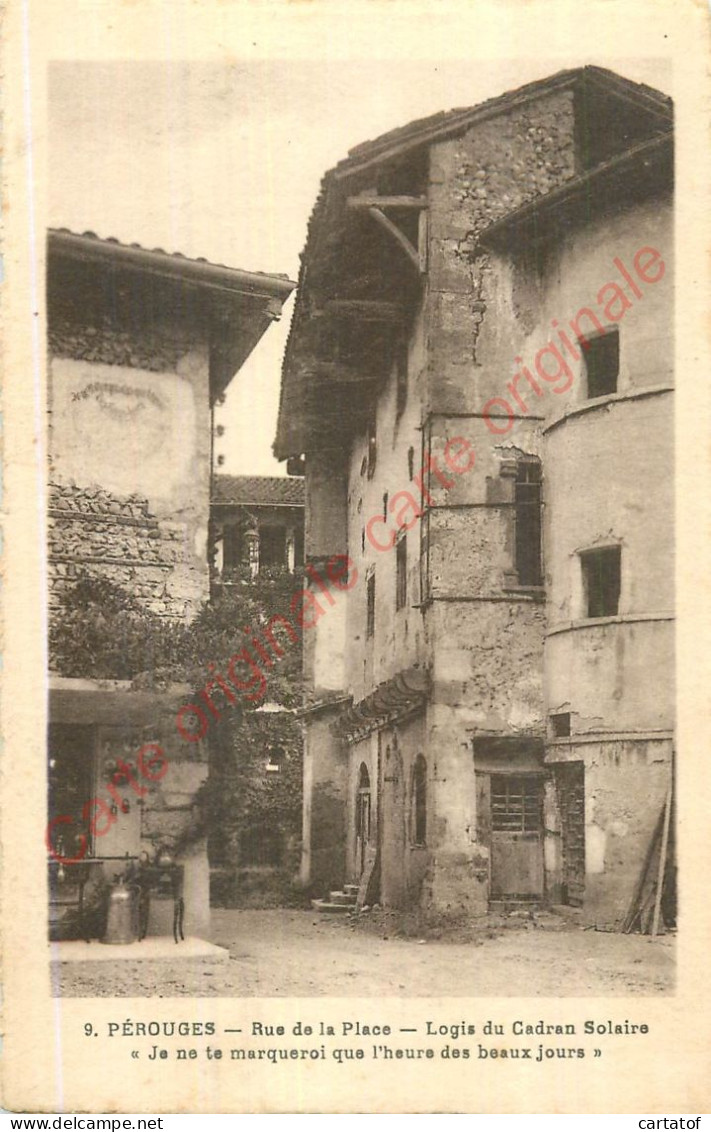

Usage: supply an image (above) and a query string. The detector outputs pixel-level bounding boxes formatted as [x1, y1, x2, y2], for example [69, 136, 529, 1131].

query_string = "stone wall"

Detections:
[426, 89, 577, 414]
[298, 90, 673, 924]
[48, 319, 191, 375]
[546, 738, 673, 928]
[48, 482, 193, 619]
[300, 706, 348, 894]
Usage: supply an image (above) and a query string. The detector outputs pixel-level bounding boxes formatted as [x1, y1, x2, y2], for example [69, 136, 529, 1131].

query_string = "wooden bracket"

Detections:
[346, 194, 427, 210]
[318, 299, 407, 324]
[346, 194, 428, 275]
[367, 206, 421, 272]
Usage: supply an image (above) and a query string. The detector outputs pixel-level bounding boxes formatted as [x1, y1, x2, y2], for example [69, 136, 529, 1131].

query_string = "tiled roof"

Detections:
[212, 475, 305, 507]
[48, 229, 296, 296]
[274, 66, 673, 459]
[332, 66, 672, 179]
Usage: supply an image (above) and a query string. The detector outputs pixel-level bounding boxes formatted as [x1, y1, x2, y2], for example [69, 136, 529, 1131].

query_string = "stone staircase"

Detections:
[311, 883, 359, 914]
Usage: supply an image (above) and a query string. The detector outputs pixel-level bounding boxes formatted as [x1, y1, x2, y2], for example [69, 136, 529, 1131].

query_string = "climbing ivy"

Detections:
[49, 572, 304, 702]
[50, 572, 305, 898]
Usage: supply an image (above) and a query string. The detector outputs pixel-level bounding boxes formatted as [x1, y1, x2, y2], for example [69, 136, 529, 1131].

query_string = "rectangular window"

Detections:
[222, 525, 243, 573]
[259, 526, 287, 570]
[515, 460, 543, 587]
[395, 535, 407, 610]
[550, 712, 571, 738]
[491, 775, 542, 834]
[581, 546, 621, 618]
[582, 328, 619, 398]
[366, 573, 376, 638]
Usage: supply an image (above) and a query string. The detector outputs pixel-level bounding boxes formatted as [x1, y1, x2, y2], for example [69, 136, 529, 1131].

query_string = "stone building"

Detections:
[210, 474, 305, 585]
[274, 67, 674, 927]
[47, 229, 294, 937]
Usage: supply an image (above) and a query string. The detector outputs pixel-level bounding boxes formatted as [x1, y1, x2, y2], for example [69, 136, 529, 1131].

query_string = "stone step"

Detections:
[489, 898, 543, 915]
[343, 884, 360, 897]
[329, 890, 357, 905]
[311, 898, 352, 914]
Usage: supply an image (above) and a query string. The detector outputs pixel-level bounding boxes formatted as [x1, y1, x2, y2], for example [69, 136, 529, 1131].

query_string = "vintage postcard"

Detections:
[1, 0, 710, 1115]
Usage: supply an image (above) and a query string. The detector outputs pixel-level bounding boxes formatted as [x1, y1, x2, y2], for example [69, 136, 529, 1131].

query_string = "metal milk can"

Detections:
[102, 876, 140, 945]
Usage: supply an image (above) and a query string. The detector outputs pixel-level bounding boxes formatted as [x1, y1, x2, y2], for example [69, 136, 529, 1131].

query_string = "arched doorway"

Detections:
[355, 763, 371, 878]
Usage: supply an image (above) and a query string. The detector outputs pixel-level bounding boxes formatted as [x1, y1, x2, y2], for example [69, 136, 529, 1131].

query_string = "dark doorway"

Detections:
[48, 724, 95, 861]
[554, 763, 586, 906]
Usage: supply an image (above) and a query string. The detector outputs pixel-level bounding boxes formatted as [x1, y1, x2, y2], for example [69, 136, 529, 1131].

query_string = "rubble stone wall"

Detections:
[48, 482, 196, 619]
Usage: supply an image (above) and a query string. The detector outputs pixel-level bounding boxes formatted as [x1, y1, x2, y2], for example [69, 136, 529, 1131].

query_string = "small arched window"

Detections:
[356, 763, 372, 864]
[412, 754, 427, 845]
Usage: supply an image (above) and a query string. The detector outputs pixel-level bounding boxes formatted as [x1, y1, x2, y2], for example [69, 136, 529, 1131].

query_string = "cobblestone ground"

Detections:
[53, 908, 674, 997]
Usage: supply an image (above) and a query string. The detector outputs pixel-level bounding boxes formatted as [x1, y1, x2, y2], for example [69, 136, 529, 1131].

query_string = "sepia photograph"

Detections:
[2, 0, 709, 1116]
[44, 58, 675, 1000]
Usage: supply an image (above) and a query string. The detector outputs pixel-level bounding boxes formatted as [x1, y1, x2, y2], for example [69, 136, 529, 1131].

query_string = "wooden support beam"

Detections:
[299, 357, 385, 385]
[367, 207, 421, 273]
[347, 194, 428, 210]
[319, 299, 407, 324]
[418, 208, 428, 272]
[651, 784, 673, 938]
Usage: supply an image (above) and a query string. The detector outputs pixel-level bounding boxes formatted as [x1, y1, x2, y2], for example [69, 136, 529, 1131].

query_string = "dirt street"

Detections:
[54, 909, 674, 997]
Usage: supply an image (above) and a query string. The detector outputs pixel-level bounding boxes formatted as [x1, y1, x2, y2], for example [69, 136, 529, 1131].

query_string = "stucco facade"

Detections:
[276, 68, 674, 928]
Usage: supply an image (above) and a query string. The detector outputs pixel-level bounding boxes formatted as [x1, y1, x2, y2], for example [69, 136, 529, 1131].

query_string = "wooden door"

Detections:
[355, 764, 371, 878]
[554, 763, 586, 906]
[490, 775, 544, 898]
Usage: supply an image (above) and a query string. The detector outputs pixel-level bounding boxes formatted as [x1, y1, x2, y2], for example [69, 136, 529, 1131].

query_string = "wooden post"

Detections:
[651, 784, 673, 937]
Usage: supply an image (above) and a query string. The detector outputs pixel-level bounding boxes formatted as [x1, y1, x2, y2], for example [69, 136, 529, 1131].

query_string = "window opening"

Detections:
[222, 525, 243, 573]
[396, 534, 407, 610]
[412, 754, 427, 844]
[266, 746, 284, 773]
[366, 573, 376, 638]
[582, 328, 619, 398]
[515, 460, 543, 586]
[550, 712, 571, 738]
[581, 546, 621, 618]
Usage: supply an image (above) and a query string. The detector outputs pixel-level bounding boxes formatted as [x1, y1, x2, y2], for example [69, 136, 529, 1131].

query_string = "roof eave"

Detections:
[477, 132, 673, 252]
[48, 229, 296, 302]
[331, 72, 580, 183]
[210, 499, 304, 509]
[331, 66, 671, 184]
